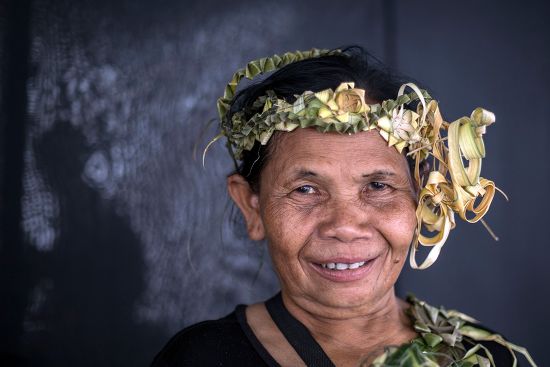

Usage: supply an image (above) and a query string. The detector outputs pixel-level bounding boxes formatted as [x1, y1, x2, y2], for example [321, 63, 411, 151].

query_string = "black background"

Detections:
[1, 0, 549, 366]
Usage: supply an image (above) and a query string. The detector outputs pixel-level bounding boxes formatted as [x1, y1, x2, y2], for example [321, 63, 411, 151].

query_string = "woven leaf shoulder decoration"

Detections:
[369, 295, 537, 367]
[206, 48, 506, 269]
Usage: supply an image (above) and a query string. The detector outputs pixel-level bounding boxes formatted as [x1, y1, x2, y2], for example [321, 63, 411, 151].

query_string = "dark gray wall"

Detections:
[0, 0, 548, 366]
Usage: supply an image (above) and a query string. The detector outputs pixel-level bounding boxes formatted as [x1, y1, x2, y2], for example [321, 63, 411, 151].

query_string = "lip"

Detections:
[308, 256, 378, 283]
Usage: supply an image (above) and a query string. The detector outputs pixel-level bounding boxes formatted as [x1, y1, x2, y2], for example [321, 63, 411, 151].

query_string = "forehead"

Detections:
[265, 128, 409, 177]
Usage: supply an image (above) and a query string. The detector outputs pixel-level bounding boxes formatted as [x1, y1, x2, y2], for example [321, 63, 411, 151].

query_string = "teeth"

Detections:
[321, 261, 366, 270]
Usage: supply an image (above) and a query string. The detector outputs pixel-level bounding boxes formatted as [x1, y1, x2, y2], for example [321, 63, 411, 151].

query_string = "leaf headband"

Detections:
[206, 48, 505, 269]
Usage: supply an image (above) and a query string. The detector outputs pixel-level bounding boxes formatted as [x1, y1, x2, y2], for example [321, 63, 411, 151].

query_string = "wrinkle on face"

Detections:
[256, 128, 417, 317]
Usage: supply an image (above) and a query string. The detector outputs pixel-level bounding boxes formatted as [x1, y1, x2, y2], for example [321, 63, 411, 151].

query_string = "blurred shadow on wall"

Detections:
[10, 122, 163, 366]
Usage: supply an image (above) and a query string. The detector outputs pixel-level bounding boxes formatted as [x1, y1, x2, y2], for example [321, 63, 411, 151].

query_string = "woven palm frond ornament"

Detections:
[205, 48, 507, 270]
[369, 295, 537, 366]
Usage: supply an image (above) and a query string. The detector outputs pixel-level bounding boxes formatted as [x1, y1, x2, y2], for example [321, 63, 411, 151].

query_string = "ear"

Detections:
[227, 174, 265, 241]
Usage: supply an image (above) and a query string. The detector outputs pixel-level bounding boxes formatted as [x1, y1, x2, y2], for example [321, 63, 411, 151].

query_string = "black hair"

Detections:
[227, 46, 423, 192]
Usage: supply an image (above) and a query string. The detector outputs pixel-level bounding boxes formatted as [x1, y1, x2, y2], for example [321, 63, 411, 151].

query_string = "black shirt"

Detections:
[151, 303, 517, 367]
[151, 305, 276, 366]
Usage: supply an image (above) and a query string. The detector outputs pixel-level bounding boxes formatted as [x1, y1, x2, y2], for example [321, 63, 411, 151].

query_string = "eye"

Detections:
[362, 182, 393, 198]
[369, 182, 388, 190]
[294, 185, 317, 195]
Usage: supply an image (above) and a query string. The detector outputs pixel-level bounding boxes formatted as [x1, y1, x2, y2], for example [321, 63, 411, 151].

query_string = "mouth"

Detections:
[310, 257, 377, 282]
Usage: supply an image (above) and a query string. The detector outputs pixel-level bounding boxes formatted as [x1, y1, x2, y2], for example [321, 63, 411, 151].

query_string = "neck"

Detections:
[280, 288, 415, 365]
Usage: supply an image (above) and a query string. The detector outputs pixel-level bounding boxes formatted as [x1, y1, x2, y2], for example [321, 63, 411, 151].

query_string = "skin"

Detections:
[227, 128, 419, 366]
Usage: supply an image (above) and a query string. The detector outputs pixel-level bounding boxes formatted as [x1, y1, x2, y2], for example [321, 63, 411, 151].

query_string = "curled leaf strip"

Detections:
[410, 171, 456, 269]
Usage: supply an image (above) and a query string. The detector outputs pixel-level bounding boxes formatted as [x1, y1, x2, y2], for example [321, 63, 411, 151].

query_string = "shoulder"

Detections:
[150, 306, 266, 367]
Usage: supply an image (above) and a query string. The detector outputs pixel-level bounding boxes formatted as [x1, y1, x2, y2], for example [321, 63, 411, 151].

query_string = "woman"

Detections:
[152, 47, 536, 366]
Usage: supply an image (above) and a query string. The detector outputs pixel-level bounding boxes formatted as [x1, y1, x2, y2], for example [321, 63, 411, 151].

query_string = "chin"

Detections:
[304, 283, 390, 312]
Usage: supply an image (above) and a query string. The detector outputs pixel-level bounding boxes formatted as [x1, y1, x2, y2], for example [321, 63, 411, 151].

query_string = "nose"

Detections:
[317, 198, 373, 243]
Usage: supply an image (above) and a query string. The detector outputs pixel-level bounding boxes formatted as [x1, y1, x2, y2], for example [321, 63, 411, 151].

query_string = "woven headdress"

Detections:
[206, 48, 504, 269]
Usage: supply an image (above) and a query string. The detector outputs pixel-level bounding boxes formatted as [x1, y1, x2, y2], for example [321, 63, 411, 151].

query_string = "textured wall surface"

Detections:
[0, 0, 548, 366]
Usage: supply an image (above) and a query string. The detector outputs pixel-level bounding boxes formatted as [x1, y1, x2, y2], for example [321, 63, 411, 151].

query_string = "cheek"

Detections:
[260, 187, 319, 237]
[375, 194, 417, 250]
[261, 200, 311, 257]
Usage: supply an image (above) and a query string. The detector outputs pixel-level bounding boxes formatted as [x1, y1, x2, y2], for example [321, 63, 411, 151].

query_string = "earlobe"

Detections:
[227, 174, 265, 241]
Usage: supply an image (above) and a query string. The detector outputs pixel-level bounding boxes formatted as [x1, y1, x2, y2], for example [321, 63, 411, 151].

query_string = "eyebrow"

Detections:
[289, 169, 318, 181]
[362, 170, 396, 178]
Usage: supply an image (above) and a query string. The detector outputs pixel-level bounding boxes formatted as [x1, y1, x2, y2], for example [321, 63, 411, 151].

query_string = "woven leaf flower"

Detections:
[391, 110, 417, 141]
[334, 83, 369, 113]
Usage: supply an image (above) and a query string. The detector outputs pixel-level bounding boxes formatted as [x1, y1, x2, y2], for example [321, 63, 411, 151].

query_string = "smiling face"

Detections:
[228, 128, 417, 314]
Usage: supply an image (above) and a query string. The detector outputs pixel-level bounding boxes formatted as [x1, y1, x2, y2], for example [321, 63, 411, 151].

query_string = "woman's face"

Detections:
[230, 128, 417, 313]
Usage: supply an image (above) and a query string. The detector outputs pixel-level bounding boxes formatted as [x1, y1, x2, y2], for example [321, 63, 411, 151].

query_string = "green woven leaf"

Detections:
[371, 343, 439, 367]
[422, 333, 443, 348]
